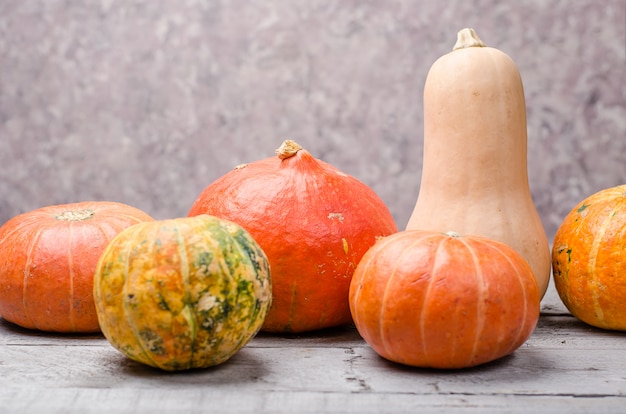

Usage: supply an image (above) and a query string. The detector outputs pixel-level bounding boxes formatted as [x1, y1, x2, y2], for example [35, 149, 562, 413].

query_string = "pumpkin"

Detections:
[405, 28, 551, 298]
[93, 214, 272, 371]
[0, 201, 153, 333]
[552, 185, 626, 331]
[188, 140, 398, 333]
[349, 230, 540, 369]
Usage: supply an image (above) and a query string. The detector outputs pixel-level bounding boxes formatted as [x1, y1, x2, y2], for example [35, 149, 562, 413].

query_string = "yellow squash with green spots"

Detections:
[93, 214, 272, 371]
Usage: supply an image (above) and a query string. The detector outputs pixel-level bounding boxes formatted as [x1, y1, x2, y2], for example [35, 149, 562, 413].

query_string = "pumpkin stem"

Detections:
[453, 28, 486, 50]
[444, 231, 461, 238]
[54, 209, 96, 221]
[276, 140, 303, 160]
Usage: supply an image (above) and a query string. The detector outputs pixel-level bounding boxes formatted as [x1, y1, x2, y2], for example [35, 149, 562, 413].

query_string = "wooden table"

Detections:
[1, 284, 625, 414]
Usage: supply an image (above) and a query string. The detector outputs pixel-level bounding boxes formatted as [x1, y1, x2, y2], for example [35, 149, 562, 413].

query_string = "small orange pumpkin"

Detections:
[349, 230, 540, 369]
[189, 140, 398, 333]
[552, 185, 626, 330]
[0, 201, 153, 332]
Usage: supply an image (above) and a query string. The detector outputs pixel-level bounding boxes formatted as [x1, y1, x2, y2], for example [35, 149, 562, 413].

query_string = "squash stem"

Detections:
[453, 28, 486, 50]
[54, 209, 96, 221]
[276, 140, 303, 160]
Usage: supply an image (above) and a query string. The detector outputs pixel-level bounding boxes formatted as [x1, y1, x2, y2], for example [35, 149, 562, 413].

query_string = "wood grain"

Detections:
[1, 284, 625, 413]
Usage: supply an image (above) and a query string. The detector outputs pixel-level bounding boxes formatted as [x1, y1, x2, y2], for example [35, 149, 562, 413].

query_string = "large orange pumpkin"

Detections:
[349, 230, 540, 369]
[0, 201, 153, 332]
[188, 140, 398, 333]
[552, 185, 626, 330]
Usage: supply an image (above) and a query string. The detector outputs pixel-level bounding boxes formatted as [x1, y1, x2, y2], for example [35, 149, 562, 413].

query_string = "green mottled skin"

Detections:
[94, 215, 272, 371]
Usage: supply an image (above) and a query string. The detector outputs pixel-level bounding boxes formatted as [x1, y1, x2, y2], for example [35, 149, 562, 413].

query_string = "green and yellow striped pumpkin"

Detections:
[93, 214, 271, 371]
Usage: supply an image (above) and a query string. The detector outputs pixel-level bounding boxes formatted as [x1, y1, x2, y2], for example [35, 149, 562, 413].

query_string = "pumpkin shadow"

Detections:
[255, 323, 362, 344]
[370, 346, 513, 372]
[114, 346, 269, 386]
[113, 324, 361, 384]
[0, 316, 104, 340]
[370, 346, 554, 382]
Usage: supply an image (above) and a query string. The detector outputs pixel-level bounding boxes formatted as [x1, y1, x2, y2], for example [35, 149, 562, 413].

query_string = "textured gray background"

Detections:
[0, 0, 624, 243]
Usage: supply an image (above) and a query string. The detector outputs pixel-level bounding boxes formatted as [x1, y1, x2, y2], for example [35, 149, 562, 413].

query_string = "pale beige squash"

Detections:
[406, 28, 550, 297]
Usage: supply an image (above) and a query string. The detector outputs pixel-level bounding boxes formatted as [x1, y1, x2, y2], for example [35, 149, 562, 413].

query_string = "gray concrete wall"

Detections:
[1, 0, 624, 242]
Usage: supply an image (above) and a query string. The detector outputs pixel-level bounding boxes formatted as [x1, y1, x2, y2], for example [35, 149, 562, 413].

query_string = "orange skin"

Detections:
[0, 201, 153, 332]
[552, 185, 626, 331]
[189, 141, 398, 333]
[349, 230, 540, 369]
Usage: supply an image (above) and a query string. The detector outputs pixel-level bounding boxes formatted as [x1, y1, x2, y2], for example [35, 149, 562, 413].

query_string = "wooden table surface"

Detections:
[1, 283, 625, 414]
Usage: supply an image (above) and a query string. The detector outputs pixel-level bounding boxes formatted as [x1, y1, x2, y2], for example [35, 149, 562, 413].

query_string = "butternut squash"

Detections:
[406, 28, 550, 297]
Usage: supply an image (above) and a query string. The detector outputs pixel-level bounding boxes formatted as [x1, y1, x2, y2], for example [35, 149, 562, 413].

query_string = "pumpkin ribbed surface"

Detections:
[0, 201, 153, 332]
[349, 230, 540, 369]
[188, 140, 397, 333]
[93, 215, 271, 371]
[552, 185, 626, 331]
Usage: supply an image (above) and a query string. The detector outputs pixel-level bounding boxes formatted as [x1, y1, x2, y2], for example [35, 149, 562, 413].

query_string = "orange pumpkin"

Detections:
[349, 230, 540, 369]
[0, 201, 153, 332]
[552, 185, 626, 330]
[188, 140, 398, 333]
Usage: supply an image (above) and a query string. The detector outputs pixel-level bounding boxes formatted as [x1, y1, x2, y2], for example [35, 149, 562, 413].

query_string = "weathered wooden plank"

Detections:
[2, 326, 626, 397]
[528, 315, 626, 349]
[1, 388, 624, 414]
[351, 345, 626, 396]
[1, 283, 625, 414]
[0, 343, 360, 392]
